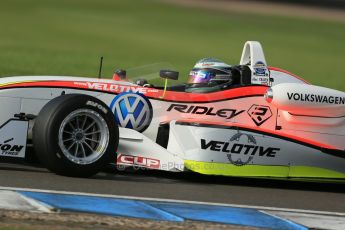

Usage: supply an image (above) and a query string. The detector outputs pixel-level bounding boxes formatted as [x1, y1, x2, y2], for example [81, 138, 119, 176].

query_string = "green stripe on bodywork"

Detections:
[184, 160, 345, 179]
[289, 166, 345, 178]
[185, 160, 289, 177]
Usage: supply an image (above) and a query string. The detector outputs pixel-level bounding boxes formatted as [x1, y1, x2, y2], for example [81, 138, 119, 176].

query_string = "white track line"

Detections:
[0, 190, 52, 212]
[18, 192, 53, 212]
[262, 211, 345, 230]
[1, 186, 344, 216]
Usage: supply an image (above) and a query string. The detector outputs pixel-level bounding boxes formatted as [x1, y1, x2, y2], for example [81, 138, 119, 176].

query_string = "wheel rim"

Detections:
[58, 109, 110, 165]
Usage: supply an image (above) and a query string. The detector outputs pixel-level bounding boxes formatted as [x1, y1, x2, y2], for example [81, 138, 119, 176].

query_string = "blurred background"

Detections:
[0, 0, 344, 90]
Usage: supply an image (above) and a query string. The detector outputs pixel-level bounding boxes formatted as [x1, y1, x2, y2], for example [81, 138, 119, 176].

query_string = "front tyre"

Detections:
[33, 94, 119, 177]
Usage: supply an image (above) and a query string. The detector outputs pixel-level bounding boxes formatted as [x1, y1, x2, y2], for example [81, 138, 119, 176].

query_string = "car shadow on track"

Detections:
[98, 165, 345, 194]
[1, 159, 344, 194]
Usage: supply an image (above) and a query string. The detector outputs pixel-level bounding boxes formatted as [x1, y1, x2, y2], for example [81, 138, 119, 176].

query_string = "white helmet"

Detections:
[188, 58, 233, 86]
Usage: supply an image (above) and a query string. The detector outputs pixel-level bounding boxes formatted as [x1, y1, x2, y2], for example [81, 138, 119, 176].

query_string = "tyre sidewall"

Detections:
[34, 94, 118, 177]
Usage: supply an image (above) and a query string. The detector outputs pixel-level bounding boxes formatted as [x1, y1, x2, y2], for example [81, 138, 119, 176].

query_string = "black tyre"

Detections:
[33, 94, 119, 177]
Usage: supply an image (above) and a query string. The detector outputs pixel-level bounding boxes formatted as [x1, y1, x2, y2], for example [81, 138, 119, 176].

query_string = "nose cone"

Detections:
[265, 88, 273, 103]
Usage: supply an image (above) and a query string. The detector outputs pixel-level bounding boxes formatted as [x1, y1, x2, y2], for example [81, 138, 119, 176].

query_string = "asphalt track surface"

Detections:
[0, 160, 344, 213]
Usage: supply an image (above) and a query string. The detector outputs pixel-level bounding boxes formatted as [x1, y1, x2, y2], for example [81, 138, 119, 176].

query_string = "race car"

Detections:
[0, 41, 344, 180]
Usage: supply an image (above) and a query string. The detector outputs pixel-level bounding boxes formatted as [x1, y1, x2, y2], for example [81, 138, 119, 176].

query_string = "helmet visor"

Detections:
[188, 69, 216, 84]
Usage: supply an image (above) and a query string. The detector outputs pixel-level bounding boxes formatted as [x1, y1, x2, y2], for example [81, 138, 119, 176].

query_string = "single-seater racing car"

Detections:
[0, 41, 344, 180]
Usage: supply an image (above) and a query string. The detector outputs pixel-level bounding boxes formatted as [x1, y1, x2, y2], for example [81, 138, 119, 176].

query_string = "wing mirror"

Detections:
[160, 70, 179, 81]
[159, 70, 179, 99]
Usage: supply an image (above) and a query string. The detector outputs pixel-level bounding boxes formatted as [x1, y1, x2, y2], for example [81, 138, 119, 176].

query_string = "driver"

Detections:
[186, 58, 238, 93]
[133, 58, 240, 92]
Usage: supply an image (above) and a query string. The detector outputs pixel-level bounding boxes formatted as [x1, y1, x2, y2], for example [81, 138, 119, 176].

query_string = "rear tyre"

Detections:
[33, 94, 118, 177]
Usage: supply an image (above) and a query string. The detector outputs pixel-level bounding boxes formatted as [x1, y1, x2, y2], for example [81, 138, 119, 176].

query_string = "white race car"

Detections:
[0, 41, 344, 180]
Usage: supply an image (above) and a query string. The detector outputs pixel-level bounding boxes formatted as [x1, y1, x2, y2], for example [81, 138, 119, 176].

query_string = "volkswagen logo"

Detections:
[110, 92, 153, 132]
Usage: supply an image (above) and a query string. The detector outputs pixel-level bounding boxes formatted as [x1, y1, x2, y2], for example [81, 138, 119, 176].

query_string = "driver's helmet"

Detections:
[188, 58, 232, 86]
